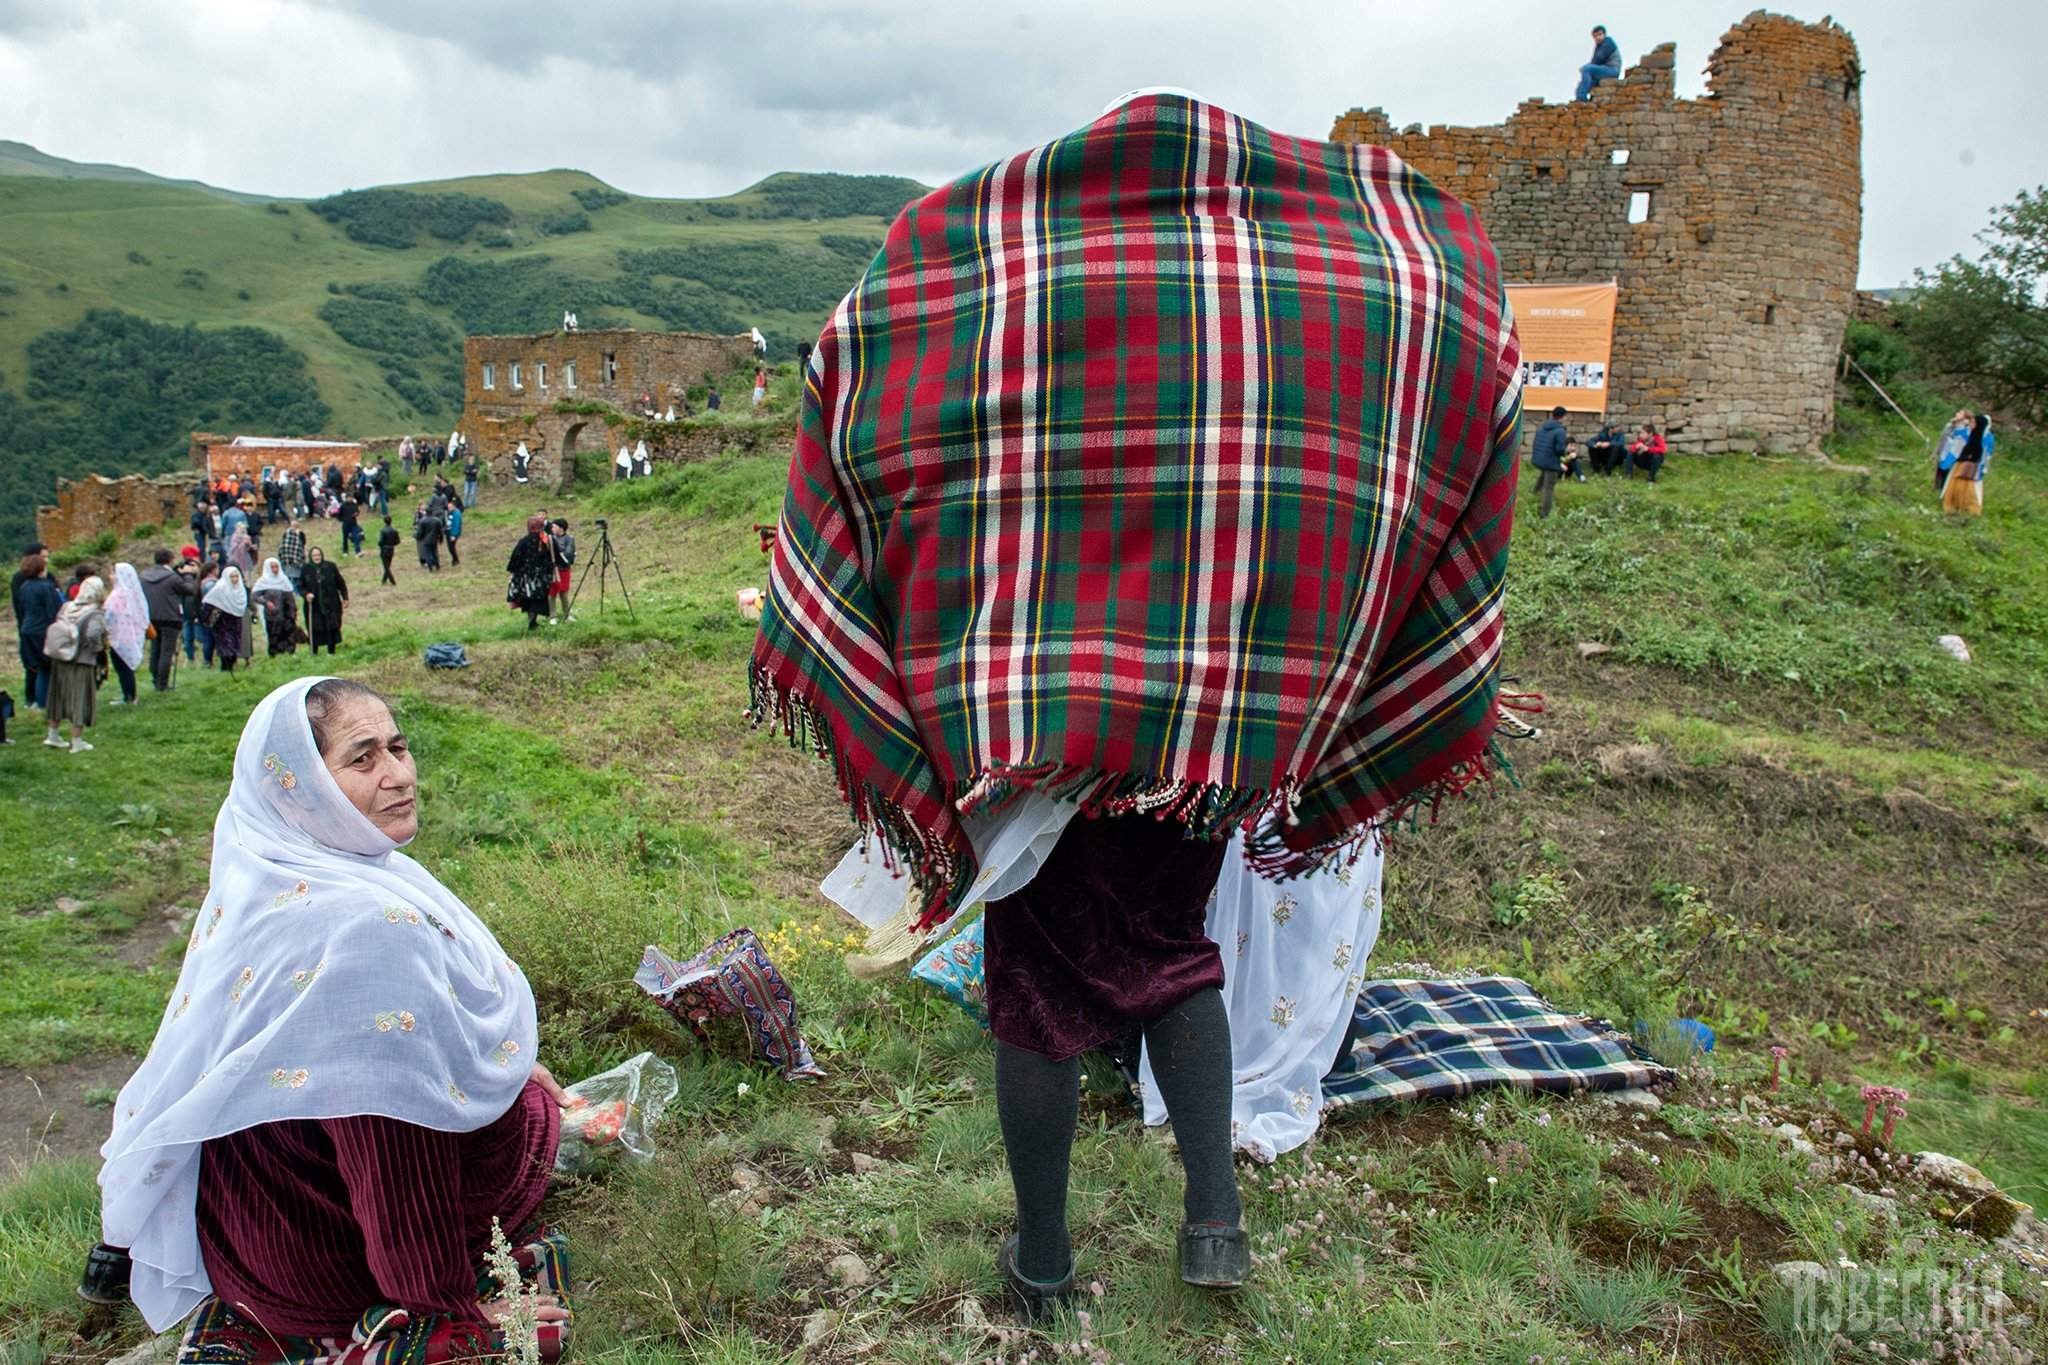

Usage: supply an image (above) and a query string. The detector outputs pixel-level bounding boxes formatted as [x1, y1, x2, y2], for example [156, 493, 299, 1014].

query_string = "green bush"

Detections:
[125, 250, 150, 266]
[539, 210, 592, 237]
[818, 233, 882, 266]
[341, 281, 412, 304]
[570, 187, 629, 212]
[418, 254, 620, 334]
[0, 309, 331, 545]
[306, 188, 512, 249]
[318, 296, 457, 355]
[747, 172, 923, 221]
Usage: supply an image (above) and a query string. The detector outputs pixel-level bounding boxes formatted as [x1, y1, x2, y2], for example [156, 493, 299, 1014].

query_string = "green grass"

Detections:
[1505, 436, 2048, 742]
[1, 422, 2044, 1361]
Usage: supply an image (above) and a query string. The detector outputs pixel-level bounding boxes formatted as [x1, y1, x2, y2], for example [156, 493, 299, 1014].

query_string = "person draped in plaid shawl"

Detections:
[753, 91, 1523, 1312]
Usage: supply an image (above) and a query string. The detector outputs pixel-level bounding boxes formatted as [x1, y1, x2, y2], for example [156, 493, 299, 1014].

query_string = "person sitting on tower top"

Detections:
[1576, 24, 1621, 101]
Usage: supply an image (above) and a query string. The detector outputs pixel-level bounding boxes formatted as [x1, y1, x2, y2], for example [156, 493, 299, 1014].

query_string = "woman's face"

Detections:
[319, 696, 419, 843]
[309, 547, 324, 564]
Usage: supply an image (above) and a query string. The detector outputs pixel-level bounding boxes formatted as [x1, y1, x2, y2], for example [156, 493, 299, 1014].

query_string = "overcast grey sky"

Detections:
[0, 0, 2038, 287]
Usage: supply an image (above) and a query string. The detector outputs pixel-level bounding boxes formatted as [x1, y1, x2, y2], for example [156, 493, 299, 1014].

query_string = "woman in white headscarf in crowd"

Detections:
[44, 574, 108, 752]
[201, 566, 251, 674]
[97, 677, 573, 1362]
[104, 562, 151, 706]
[251, 558, 299, 657]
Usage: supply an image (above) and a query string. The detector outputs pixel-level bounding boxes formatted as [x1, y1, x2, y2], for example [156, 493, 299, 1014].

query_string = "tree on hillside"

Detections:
[1904, 187, 2048, 427]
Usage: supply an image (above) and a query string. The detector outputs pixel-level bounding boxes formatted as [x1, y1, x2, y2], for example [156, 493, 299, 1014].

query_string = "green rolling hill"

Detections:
[0, 146, 924, 545]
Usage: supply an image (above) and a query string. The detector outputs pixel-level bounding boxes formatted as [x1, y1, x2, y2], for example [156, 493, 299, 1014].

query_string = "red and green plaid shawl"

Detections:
[752, 95, 1523, 926]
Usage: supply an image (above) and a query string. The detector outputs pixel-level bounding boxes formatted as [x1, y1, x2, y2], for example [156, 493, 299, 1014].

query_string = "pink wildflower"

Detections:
[1880, 1093, 1908, 1146]
[1769, 1045, 1789, 1092]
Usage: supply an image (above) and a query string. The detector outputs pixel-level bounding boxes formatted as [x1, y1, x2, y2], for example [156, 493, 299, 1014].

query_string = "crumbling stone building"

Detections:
[460, 328, 757, 489]
[35, 473, 191, 552]
[1332, 10, 1861, 452]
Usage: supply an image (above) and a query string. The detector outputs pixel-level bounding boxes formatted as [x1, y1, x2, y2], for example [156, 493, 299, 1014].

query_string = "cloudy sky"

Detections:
[1, 0, 2038, 286]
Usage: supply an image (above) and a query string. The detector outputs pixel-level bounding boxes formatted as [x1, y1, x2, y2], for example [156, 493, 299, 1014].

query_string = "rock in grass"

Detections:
[801, 1310, 835, 1348]
[1916, 1150, 2029, 1238]
[1596, 1087, 1661, 1110]
[957, 1297, 990, 1334]
[1773, 1122, 1817, 1156]
[1842, 1187, 1897, 1222]
[731, 1164, 763, 1192]
[827, 1252, 871, 1288]
[1771, 1261, 1829, 1294]
[107, 1336, 179, 1365]
[848, 1151, 883, 1174]
[1576, 641, 1614, 659]
[1914, 1151, 1998, 1193]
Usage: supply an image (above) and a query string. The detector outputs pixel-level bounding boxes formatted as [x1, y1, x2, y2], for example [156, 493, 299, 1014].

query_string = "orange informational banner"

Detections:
[1506, 282, 1618, 415]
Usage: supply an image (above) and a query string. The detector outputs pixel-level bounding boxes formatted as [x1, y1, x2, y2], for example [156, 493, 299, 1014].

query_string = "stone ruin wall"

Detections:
[35, 473, 192, 553]
[461, 328, 758, 491]
[1332, 10, 1862, 453]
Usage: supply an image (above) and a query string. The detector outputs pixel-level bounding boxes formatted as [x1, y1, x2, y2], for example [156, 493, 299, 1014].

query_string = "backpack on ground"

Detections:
[423, 641, 470, 669]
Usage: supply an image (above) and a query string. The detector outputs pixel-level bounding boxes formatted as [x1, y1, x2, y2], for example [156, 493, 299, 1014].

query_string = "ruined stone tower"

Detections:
[1331, 10, 1862, 452]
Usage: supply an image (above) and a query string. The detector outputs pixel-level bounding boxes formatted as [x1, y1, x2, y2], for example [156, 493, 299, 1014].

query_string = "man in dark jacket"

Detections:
[1530, 406, 1570, 519]
[378, 517, 402, 585]
[1577, 24, 1621, 100]
[1586, 421, 1627, 476]
[139, 548, 199, 691]
[10, 542, 64, 709]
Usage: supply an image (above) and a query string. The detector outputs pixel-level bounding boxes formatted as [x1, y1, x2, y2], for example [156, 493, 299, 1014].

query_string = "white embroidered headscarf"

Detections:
[99, 676, 539, 1331]
[105, 563, 149, 670]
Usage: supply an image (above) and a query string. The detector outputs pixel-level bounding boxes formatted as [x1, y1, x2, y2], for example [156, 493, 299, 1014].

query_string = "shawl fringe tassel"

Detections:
[751, 667, 1544, 931]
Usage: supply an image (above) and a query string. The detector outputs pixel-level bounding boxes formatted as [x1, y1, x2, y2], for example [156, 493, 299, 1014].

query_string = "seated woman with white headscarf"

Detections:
[97, 677, 574, 1362]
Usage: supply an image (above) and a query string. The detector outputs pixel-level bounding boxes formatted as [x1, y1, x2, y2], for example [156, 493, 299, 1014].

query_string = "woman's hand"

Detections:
[480, 1293, 571, 1327]
[530, 1062, 570, 1109]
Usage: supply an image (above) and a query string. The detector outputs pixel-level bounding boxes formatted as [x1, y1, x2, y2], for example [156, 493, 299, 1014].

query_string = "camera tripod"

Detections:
[567, 520, 635, 619]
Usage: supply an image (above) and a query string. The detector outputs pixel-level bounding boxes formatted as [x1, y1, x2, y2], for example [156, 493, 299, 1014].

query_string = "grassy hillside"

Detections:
[0, 140, 266, 204]
[1, 381, 2043, 1361]
[0, 161, 921, 545]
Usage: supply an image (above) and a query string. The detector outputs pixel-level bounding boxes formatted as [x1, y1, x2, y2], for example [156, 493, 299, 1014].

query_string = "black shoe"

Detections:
[998, 1234, 1074, 1325]
[1179, 1222, 1250, 1290]
[78, 1243, 132, 1305]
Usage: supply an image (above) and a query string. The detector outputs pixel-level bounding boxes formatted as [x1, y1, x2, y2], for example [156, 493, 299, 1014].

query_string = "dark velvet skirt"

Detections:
[982, 812, 1230, 1062]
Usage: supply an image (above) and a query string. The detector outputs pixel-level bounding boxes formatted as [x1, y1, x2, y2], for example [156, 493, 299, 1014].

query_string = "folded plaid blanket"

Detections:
[1323, 976, 1671, 1110]
[750, 93, 1524, 927]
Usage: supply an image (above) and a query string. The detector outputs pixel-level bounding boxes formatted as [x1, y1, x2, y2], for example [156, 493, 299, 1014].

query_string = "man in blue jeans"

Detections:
[1576, 24, 1621, 101]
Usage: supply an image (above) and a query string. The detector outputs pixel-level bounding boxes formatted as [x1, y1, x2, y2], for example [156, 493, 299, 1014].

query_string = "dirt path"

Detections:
[0, 1056, 133, 1175]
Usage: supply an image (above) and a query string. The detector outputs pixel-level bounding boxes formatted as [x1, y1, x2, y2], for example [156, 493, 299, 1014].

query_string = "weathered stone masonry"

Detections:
[461, 328, 757, 490]
[36, 474, 191, 552]
[1332, 10, 1861, 453]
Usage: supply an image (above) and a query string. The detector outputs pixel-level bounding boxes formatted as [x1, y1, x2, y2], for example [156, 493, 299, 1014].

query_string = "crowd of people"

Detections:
[191, 438, 481, 565]
[8, 533, 360, 749]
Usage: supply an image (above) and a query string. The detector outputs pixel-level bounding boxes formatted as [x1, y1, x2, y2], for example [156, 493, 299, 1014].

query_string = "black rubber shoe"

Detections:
[1178, 1222, 1250, 1289]
[997, 1234, 1075, 1325]
[78, 1243, 132, 1305]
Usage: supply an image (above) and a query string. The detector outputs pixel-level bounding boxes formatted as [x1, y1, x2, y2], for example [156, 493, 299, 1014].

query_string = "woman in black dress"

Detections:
[505, 516, 554, 632]
[300, 547, 349, 655]
[251, 558, 299, 656]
